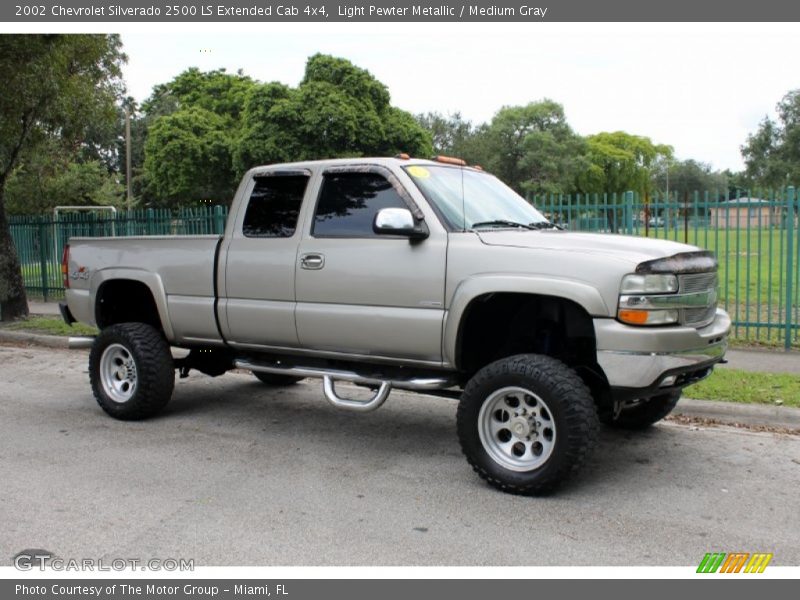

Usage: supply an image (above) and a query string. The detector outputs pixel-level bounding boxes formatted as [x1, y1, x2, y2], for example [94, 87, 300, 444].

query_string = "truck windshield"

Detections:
[403, 165, 548, 231]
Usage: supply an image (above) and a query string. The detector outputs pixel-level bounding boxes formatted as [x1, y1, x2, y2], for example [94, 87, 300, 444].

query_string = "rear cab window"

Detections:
[242, 174, 310, 237]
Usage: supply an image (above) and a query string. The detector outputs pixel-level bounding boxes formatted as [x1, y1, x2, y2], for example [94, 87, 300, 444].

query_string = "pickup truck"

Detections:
[61, 156, 730, 495]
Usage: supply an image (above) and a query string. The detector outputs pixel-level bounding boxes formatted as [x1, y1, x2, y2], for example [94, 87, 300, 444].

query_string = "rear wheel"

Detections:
[603, 392, 681, 430]
[457, 354, 599, 495]
[89, 323, 174, 420]
[252, 371, 304, 386]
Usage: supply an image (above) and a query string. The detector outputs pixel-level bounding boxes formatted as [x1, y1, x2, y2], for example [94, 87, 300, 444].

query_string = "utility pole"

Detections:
[125, 106, 133, 210]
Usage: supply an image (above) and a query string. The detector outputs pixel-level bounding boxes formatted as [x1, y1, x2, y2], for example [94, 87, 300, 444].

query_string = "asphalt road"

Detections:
[1, 345, 799, 567]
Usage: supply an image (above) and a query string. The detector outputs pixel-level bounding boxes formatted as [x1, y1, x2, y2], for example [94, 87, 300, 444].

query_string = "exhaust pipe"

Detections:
[68, 336, 95, 349]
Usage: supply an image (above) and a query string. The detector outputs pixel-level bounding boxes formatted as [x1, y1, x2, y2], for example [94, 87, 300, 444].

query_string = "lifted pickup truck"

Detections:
[61, 156, 730, 495]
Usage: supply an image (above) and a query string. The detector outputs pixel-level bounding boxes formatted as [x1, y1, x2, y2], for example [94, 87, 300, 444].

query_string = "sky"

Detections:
[118, 23, 800, 172]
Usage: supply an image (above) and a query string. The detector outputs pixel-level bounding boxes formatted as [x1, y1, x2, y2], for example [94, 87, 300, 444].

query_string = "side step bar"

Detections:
[235, 359, 456, 412]
[323, 377, 392, 412]
[68, 336, 95, 349]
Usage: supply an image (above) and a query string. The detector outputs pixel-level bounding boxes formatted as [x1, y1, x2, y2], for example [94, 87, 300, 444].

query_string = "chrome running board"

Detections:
[235, 359, 456, 412]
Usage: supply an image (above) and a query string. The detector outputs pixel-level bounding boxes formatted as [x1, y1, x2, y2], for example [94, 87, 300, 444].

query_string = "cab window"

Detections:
[313, 172, 407, 237]
[242, 175, 309, 237]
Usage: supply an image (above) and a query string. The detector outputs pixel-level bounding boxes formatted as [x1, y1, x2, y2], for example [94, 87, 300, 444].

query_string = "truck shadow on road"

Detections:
[155, 376, 693, 495]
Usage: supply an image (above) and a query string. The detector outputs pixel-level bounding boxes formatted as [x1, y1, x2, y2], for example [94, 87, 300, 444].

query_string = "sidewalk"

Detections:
[719, 347, 800, 374]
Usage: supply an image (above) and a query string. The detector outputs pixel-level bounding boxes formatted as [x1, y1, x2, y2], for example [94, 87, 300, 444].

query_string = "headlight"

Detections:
[620, 274, 679, 294]
[618, 273, 679, 326]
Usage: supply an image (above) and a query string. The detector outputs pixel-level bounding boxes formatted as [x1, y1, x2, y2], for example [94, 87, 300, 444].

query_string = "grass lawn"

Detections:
[682, 368, 800, 407]
[3, 316, 97, 337]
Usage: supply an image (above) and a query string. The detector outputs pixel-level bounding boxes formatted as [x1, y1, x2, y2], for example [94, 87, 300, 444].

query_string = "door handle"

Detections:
[300, 253, 325, 270]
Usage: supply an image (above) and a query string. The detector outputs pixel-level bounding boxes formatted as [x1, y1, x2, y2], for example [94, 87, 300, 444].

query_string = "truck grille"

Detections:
[679, 272, 718, 293]
[678, 272, 718, 327]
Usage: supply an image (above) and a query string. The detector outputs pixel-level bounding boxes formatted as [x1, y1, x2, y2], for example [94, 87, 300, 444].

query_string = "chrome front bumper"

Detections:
[594, 308, 731, 390]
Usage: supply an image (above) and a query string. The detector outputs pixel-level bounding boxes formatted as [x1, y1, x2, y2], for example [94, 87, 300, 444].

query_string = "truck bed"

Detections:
[65, 236, 223, 344]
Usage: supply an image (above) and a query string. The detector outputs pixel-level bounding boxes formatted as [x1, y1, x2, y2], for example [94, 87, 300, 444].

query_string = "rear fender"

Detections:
[90, 268, 175, 341]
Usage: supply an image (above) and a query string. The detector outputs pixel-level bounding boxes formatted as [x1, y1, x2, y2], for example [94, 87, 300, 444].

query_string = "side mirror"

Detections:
[373, 208, 429, 240]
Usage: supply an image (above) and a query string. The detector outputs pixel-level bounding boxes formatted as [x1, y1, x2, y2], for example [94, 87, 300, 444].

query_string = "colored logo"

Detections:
[697, 552, 773, 573]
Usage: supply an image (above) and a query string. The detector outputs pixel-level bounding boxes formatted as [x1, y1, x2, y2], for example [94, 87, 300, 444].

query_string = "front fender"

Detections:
[442, 274, 610, 367]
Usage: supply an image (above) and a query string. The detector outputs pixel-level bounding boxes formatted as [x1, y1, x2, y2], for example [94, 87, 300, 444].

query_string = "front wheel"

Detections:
[457, 354, 599, 495]
[89, 323, 175, 420]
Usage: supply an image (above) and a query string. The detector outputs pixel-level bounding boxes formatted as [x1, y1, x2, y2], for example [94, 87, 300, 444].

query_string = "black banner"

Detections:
[3, 579, 798, 600]
[3, 0, 800, 22]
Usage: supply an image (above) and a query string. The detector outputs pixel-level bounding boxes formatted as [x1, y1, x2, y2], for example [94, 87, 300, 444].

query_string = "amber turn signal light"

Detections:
[618, 309, 650, 325]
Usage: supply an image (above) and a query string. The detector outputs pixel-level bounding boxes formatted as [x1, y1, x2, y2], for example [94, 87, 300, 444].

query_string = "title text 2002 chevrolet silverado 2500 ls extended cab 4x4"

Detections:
[61, 156, 730, 495]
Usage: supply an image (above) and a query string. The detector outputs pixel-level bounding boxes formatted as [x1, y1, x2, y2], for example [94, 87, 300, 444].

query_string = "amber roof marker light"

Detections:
[433, 155, 467, 166]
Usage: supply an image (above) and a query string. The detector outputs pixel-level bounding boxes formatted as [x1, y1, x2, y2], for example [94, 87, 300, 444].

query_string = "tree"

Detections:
[650, 158, 729, 198]
[742, 89, 800, 189]
[0, 34, 125, 321]
[232, 82, 293, 173]
[143, 107, 235, 206]
[144, 67, 255, 126]
[5, 140, 124, 215]
[466, 101, 589, 196]
[141, 56, 431, 204]
[233, 54, 432, 176]
[578, 131, 672, 195]
[416, 112, 475, 157]
[131, 69, 258, 207]
[576, 132, 672, 232]
[721, 169, 752, 200]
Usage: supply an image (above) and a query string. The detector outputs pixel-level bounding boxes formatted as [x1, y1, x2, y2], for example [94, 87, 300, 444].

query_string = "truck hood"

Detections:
[476, 230, 698, 267]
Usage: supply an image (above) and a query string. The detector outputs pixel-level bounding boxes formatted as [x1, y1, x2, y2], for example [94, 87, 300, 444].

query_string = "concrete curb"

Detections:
[0, 329, 69, 349]
[674, 398, 800, 430]
[1, 328, 799, 430]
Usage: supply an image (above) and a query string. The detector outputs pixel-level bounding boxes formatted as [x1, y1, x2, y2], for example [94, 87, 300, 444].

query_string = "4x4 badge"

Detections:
[70, 267, 90, 280]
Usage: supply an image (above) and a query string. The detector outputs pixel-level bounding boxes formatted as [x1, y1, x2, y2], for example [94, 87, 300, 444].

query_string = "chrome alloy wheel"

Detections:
[99, 343, 138, 403]
[477, 386, 557, 472]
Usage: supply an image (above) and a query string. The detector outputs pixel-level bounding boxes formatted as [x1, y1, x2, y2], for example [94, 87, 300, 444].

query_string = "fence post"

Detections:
[785, 186, 796, 350]
[146, 208, 154, 235]
[624, 191, 634, 234]
[214, 205, 225, 234]
[38, 219, 49, 302]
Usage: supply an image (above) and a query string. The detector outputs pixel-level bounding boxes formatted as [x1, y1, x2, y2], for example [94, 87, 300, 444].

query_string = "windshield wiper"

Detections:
[471, 220, 535, 230]
[529, 221, 563, 230]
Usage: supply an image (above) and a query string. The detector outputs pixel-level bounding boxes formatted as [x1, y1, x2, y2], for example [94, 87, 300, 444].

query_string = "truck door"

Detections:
[294, 167, 447, 363]
[220, 170, 310, 347]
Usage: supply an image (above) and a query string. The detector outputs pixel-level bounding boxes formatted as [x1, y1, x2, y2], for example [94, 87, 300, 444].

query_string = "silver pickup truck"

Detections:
[61, 156, 730, 495]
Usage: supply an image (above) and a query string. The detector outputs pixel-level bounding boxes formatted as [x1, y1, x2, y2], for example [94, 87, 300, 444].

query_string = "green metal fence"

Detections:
[10, 205, 228, 302]
[530, 187, 799, 349]
[9, 188, 800, 349]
